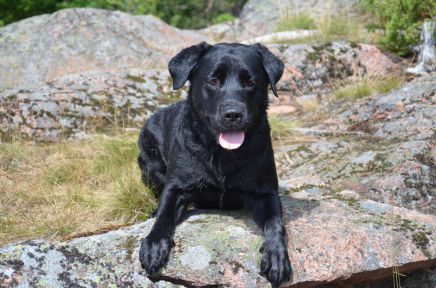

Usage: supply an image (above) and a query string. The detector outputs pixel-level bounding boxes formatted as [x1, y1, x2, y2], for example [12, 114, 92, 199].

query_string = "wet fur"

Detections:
[138, 42, 292, 287]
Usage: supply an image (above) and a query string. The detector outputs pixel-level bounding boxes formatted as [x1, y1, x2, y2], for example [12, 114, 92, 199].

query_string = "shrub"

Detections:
[360, 0, 436, 56]
[213, 12, 236, 24]
[0, 0, 247, 29]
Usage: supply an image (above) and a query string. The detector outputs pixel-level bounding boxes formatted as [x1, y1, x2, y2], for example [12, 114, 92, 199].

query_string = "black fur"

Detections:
[138, 42, 291, 287]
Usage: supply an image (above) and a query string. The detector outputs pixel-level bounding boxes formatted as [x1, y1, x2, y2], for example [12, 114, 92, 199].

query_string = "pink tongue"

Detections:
[218, 131, 245, 150]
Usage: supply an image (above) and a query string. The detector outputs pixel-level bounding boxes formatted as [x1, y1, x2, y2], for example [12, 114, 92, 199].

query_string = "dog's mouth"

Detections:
[218, 130, 245, 150]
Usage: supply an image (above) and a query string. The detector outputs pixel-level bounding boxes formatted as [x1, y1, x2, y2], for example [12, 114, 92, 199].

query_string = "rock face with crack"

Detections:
[1, 194, 435, 287]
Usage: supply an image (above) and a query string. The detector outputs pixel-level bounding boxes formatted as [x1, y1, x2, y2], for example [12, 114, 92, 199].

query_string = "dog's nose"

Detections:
[222, 109, 243, 124]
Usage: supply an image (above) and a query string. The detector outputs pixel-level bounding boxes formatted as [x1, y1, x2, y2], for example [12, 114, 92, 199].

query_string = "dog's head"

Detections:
[169, 42, 284, 150]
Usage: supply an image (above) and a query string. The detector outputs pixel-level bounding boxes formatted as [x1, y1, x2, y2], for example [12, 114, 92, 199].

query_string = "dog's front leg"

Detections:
[252, 194, 292, 288]
[139, 185, 189, 275]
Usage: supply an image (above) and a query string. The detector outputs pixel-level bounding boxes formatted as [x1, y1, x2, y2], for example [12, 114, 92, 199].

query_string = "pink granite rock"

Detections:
[2, 192, 434, 287]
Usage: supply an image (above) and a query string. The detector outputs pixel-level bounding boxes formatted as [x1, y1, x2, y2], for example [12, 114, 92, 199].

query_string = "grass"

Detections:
[274, 10, 377, 45]
[0, 132, 156, 245]
[334, 76, 404, 100]
[268, 115, 298, 140]
[295, 96, 319, 112]
[0, 116, 298, 246]
[276, 13, 316, 31]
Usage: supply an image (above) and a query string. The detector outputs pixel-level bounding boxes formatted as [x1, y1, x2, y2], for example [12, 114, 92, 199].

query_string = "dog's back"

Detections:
[138, 100, 187, 193]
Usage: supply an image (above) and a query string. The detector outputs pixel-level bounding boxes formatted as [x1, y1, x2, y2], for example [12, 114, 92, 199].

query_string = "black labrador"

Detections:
[138, 42, 292, 287]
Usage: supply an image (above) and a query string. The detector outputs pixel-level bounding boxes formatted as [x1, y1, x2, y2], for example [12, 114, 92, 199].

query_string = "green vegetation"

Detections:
[0, 0, 246, 28]
[334, 76, 404, 100]
[317, 16, 363, 42]
[0, 0, 59, 26]
[275, 12, 371, 45]
[0, 132, 156, 245]
[275, 1, 435, 54]
[276, 13, 316, 31]
[213, 12, 236, 25]
[360, 0, 436, 56]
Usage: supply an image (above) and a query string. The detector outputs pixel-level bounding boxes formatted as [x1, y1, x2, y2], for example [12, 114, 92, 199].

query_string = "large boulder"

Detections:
[1, 192, 435, 287]
[0, 8, 207, 91]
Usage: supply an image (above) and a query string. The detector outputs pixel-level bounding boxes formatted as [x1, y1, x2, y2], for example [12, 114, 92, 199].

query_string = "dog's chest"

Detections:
[197, 152, 250, 191]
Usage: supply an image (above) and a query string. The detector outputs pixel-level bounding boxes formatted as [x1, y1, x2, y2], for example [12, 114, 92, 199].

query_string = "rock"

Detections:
[199, 21, 240, 42]
[237, 0, 360, 39]
[337, 73, 436, 141]
[1, 192, 435, 287]
[268, 105, 297, 115]
[0, 8, 207, 91]
[241, 30, 319, 45]
[270, 41, 401, 97]
[237, 0, 278, 39]
[275, 73, 436, 214]
[0, 68, 185, 141]
[0, 40, 401, 141]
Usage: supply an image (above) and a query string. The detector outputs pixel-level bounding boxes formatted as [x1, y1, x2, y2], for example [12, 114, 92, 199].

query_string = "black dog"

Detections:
[138, 42, 291, 287]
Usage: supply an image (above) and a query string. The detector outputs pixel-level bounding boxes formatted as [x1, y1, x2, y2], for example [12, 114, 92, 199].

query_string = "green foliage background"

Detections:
[0, 0, 245, 28]
[360, 0, 436, 56]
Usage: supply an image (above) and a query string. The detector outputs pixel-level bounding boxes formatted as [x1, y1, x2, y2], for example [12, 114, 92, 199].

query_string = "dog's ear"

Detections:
[168, 42, 211, 90]
[253, 43, 284, 97]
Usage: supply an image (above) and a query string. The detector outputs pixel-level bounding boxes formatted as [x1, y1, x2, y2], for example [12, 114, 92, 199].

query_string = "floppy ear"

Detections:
[253, 43, 284, 97]
[168, 42, 211, 90]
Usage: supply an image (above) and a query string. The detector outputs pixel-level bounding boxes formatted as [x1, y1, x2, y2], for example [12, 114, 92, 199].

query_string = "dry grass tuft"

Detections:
[269, 115, 299, 140]
[0, 132, 156, 245]
[276, 13, 316, 31]
[273, 4, 378, 45]
[334, 76, 404, 100]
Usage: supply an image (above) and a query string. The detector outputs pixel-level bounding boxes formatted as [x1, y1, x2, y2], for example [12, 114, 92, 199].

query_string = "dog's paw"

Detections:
[260, 240, 292, 288]
[139, 235, 173, 275]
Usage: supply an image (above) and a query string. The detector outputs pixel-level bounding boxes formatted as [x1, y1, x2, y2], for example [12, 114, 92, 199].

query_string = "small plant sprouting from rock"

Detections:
[392, 217, 433, 258]
[123, 236, 137, 260]
[126, 75, 146, 83]
[412, 232, 431, 258]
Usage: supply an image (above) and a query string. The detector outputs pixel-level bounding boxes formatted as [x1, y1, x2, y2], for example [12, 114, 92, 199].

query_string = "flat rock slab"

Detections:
[1, 192, 435, 287]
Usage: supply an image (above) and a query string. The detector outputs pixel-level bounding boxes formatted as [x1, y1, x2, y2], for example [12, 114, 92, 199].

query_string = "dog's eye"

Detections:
[243, 79, 255, 88]
[246, 80, 255, 87]
[208, 78, 219, 86]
